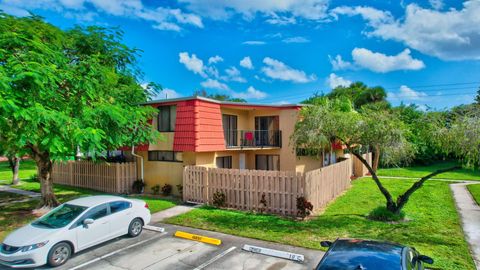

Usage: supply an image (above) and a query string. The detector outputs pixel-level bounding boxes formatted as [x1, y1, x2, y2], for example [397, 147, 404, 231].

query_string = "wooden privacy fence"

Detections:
[183, 158, 353, 216]
[353, 152, 373, 177]
[52, 161, 137, 194]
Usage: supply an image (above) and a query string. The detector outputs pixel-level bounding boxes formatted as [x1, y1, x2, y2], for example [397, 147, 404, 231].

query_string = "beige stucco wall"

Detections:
[296, 156, 322, 173]
[136, 151, 183, 195]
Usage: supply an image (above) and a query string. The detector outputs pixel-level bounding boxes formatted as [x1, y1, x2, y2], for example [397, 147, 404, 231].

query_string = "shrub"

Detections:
[176, 184, 183, 197]
[28, 173, 39, 182]
[259, 193, 267, 213]
[368, 206, 406, 222]
[151, 185, 160, 195]
[213, 191, 226, 207]
[161, 184, 173, 196]
[132, 179, 145, 194]
[296, 196, 313, 219]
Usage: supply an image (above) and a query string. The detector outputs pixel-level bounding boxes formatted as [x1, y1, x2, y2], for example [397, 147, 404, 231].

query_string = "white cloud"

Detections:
[1, 0, 203, 32]
[388, 85, 427, 101]
[265, 14, 296, 25]
[242, 40, 266, 45]
[326, 73, 352, 89]
[224, 66, 246, 83]
[156, 88, 182, 99]
[351, 48, 425, 73]
[429, 0, 444, 10]
[239, 56, 254, 69]
[233, 86, 267, 100]
[282, 36, 310, 43]
[334, 2, 480, 60]
[179, 52, 207, 77]
[329, 55, 354, 70]
[200, 79, 230, 90]
[208, 55, 224, 64]
[330, 5, 393, 27]
[179, 0, 330, 22]
[261, 57, 316, 83]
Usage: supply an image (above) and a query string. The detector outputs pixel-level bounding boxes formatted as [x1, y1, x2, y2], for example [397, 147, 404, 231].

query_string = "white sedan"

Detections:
[0, 195, 151, 268]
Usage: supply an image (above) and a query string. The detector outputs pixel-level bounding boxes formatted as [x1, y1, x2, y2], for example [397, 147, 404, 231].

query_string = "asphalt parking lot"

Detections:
[21, 223, 324, 270]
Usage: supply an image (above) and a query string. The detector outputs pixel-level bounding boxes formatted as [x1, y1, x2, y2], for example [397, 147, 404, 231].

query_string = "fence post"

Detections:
[115, 163, 120, 193]
[204, 167, 209, 203]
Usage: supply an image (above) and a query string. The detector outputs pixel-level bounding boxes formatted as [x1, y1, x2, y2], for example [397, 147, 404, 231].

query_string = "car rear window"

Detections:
[317, 239, 403, 270]
[109, 201, 131, 214]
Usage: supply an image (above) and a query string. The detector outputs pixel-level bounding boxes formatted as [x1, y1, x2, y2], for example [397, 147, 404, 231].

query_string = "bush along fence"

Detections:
[183, 158, 355, 217]
[51, 161, 137, 194]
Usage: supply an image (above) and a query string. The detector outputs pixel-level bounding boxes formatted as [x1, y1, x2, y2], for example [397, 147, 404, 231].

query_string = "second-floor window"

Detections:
[158, 105, 176, 132]
[222, 114, 237, 147]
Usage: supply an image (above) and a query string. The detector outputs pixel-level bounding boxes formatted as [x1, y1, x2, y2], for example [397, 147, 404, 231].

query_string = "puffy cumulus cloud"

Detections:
[429, 0, 444, 10]
[329, 55, 354, 70]
[178, 0, 330, 22]
[330, 48, 425, 73]
[240, 56, 254, 69]
[326, 73, 352, 89]
[282, 36, 310, 43]
[351, 48, 425, 73]
[388, 85, 427, 101]
[200, 79, 230, 91]
[232, 86, 267, 100]
[224, 66, 246, 83]
[333, 2, 480, 60]
[179, 52, 207, 77]
[1, 0, 203, 32]
[261, 57, 316, 83]
[330, 5, 393, 27]
[208, 55, 224, 64]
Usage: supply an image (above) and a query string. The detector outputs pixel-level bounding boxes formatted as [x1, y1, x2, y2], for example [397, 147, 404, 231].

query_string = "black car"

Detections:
[315, 239, 434, 270]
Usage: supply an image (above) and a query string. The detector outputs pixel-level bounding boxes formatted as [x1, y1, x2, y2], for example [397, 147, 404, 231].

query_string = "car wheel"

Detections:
[128, 218, 143, 237]
[47, 242, 71, 267]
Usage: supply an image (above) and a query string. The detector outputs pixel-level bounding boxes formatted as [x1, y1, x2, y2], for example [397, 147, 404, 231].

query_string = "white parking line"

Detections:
[69, 232, 167, 270]
[193, 246, 237, 270]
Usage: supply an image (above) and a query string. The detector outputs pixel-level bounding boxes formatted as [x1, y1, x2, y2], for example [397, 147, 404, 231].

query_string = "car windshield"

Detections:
[32, 204, 88, 229]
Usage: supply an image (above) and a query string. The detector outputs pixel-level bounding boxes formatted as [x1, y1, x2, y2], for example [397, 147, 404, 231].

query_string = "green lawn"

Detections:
[167, 178, 475, 270]
[378, 161, 480, 180]
[467, 184, 480, 205]
[0, 159, 37, 183]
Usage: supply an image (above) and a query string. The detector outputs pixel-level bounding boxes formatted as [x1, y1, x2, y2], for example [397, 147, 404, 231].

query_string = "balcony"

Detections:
[224, 130, 282, 148]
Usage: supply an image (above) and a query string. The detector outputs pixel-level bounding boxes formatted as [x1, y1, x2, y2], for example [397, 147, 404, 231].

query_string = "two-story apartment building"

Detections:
[127, 96, 343, 193]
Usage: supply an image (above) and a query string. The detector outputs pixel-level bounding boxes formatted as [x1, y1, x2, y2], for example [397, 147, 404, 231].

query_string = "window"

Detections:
[216, 156, 232, 169]
[74, 204, 108, 227]
[148, 151, 182, 162]
[255, 155, 280, 171]
[158, 105, 176, 132]
[109, 201, 131, 214]
[222, 114, 237, 147]
[32, 204, 87, 229]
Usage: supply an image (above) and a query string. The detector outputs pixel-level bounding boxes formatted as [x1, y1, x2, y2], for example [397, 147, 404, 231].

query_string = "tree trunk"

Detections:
[350, 149, 396, 210]
[393, 165, 461, 214]
[30, 149, 59, 208]
[372, 145, 380, 172]
[8, 156, 20, 185]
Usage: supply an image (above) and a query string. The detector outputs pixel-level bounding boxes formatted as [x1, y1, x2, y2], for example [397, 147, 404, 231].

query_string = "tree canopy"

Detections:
[0, 14, 159, 206]
[325, 82, 389, 109]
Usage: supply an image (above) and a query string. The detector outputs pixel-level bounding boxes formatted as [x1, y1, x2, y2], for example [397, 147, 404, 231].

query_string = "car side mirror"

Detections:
[416, 255, 434, 264]
[83, 218, 94, 226]
[320, 241, 332, 248]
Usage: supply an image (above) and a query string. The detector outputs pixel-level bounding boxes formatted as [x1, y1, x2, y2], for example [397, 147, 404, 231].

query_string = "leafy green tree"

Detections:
[0, 133, 23, 185]
[0, 14, 159, 207]
[475, 86, 480, 105]
[326, 82, 389, 109]
[292, 101, 463, 216]
[193, 90, 247, 103]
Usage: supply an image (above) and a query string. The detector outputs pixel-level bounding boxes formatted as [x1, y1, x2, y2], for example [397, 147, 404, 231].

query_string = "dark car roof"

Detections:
[316, 239, 405, 270]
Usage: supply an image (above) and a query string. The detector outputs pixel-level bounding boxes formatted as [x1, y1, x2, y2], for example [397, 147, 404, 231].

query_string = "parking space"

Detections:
[48, 224, 324, 270]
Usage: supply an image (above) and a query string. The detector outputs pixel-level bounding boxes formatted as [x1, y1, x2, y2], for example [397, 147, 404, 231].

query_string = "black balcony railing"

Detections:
[224, 130, 282, 148]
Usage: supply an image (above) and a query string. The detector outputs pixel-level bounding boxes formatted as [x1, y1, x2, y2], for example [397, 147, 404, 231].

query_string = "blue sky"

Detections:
[1, 0, 480, 109]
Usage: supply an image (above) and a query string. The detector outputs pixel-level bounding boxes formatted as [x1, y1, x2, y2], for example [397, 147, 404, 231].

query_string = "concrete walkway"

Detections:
[149, 205, 197, 223]
[451, 182, 480, 269]
[0, 185, 40, 197]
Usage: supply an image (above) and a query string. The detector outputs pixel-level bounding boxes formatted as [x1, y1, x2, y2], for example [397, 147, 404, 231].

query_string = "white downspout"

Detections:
[131, 145, 144, 181]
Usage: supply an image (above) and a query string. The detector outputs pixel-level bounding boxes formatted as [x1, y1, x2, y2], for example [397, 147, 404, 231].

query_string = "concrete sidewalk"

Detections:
[0, 185, 40, 197]
[149, 205, 197, 223]
[450, 183, 480, 269]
